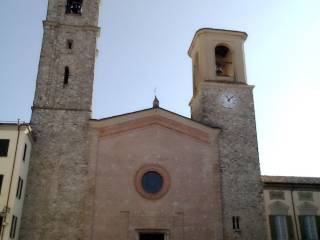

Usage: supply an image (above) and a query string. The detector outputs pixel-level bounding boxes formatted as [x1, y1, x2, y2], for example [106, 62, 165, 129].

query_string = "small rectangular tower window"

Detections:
[0, 139, 10, 156]
[23, 144, 27, 162]
[0, 175, 3, 194]
[10, 215, 18, 239]
[66, 0, 83, 14]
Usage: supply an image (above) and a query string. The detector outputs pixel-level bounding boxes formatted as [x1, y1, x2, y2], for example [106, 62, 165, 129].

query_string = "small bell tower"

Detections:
[189, 28, 268, 240]
[189, 28, 247, 98]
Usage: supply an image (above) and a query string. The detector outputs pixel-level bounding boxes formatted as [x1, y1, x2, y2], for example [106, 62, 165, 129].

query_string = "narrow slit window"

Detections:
[10, 215, 17, 239]
[232, 216, 236, 230]
[64, 66, 70, 85]
[0, 175, 3, 195]
[0, 216, 3, 233]
[16, 177, 23, 199]
[236, 216, 240, 230]
[232, 216, 240, 232]
[23, 144, 27, 162]
[67, 40, 73, 49]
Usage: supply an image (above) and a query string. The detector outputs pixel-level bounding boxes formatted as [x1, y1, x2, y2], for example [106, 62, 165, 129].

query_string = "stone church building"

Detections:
[18, 0, 282, 239]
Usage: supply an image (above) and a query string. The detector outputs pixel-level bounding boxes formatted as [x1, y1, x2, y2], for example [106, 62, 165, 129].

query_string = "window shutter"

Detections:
[299, 216, 307, 240]
[269, 215, 277, 240]
[316, 216, 320, 238]
[286, 215, 295, 240]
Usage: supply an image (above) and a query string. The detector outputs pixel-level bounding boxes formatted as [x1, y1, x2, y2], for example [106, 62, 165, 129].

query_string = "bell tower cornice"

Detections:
[188, 28, 247, 57]
[43, 20, 100, 33]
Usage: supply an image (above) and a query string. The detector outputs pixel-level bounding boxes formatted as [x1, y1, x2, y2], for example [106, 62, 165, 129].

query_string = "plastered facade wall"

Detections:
[88, 109, 223, 240]
[264, 186, 320, 240]
[0, 125, 32, 240]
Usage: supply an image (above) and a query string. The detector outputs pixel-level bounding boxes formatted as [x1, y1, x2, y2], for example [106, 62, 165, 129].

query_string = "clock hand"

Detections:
[227, 96, 234, 102]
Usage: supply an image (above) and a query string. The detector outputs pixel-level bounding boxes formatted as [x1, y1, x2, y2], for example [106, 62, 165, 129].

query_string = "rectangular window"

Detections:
[0, 139, 10, 157]
[0, 175, 3, 194]
[23, 144, 27, 162]
[10, 215, 17, 239]
[274, 216, 289, 240]
[269, 215, 295, 240]
[270, 191, 285, 200]
[299, 215, 319, 240]
[298, 192, 314, 201]
[16, 177, 23, 199]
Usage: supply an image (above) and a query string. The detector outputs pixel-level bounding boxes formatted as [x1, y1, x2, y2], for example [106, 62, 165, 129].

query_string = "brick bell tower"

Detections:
[189, 28, 268, 239]
[20, 0, 100, 239]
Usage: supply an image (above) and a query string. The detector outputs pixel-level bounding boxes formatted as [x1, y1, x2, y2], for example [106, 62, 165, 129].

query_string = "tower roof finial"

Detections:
[153, 96, 160, 108]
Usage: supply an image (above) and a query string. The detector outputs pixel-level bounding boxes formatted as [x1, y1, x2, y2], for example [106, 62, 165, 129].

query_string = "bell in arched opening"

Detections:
[66, 0, 83, 14]
[215, 45, 234, 78]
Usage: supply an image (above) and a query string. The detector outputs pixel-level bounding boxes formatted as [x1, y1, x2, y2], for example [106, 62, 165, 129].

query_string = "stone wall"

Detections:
[191, 82, 268, 240]
[21, 110, 91, 239]
[20, 0, 100, 239]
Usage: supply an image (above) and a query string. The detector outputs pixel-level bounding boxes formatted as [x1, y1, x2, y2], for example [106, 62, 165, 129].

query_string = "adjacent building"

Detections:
[0, 123, 32, 240]
[263, 176, 320, 240]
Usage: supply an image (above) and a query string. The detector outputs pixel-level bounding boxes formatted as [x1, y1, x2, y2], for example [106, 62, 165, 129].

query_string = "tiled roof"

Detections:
[262, 175, 320, 185]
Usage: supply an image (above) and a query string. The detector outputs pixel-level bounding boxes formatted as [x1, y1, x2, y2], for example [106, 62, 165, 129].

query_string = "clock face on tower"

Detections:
[219, 91, 239, 109]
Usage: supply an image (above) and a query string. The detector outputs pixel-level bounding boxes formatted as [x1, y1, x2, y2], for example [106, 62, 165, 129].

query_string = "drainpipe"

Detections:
[290, 187, 300, 240]
[0, 120, 21, 240]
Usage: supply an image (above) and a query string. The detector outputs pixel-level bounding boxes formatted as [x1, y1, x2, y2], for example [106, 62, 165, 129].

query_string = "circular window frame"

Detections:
[135, 164, 170, 200]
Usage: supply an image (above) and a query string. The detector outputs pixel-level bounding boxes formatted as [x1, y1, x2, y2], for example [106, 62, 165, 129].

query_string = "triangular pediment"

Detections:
[90, 108, 219, 143]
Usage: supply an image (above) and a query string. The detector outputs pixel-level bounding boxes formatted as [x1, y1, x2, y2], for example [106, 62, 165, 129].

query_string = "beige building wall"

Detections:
[0, 124, 32, 240]
[263, 176, 320, 240]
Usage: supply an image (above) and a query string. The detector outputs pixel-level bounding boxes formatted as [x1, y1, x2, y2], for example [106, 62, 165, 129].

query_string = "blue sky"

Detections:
[0, 0, 319, 176]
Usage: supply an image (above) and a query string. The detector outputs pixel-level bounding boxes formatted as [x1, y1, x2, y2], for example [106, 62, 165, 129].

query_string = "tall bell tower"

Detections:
[20, 0, 100, 239]
[189, 28, 268, 239]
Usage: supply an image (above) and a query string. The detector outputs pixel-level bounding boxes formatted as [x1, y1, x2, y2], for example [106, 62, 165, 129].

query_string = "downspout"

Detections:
[291, 187, 300, 240]
[0, 120, 21, 240]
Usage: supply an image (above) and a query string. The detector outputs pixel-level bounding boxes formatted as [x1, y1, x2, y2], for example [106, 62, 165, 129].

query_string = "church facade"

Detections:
[19, 0, 270, 239]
